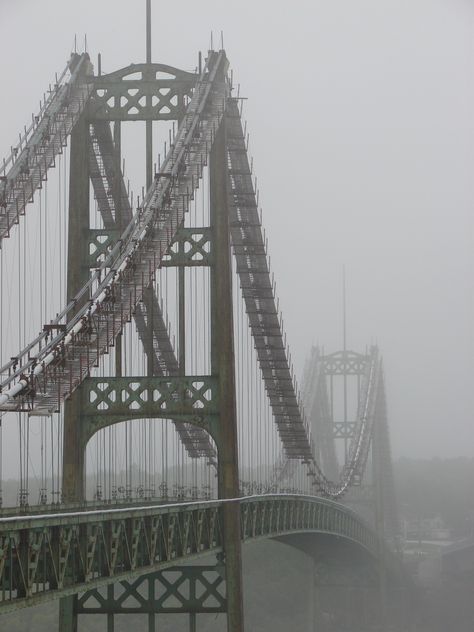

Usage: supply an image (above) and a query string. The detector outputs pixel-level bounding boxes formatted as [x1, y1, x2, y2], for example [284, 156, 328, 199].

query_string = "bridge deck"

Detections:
[0, 494, 385, 613]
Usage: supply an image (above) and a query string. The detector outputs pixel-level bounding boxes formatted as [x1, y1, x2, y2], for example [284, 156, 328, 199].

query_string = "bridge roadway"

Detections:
[0, 493, 399, 613]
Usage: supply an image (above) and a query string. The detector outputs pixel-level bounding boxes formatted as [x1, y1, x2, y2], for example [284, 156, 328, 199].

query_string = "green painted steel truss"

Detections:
[87, 229, 120, 268]
[161, 227, 213, 267]
[0, 495, 388, 614]
[77, 565, 226, 615]
[87, 227, 212, 269]
[89, 63, 197, 122]
[81, 376, 218, 442]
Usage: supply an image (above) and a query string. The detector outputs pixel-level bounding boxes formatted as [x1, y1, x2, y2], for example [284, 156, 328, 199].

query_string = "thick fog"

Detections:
[0, 0, 473, 461]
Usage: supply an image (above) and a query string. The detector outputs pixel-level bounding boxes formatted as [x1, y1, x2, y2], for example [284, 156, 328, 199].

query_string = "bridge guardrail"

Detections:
[0, 494, 400, 613]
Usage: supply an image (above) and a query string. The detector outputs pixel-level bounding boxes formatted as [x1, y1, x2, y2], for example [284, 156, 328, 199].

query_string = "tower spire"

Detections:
[146, 0, 152, 63]
[343, 263, 347, 353]
[145, 0, 153, 190]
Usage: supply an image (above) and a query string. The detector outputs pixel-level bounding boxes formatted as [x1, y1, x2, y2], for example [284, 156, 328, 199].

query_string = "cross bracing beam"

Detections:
[87, 229, 120, 267]
[88, 120, 217, 463]
[81, 375, 218, 441]
[0, 494, 401, 613]
[321, 349, 370, 376]
[89, 63, 197, 121]
[161, 227, 213, 266]
[87, 227, 213, 269]
[76, 565, 227, 615]
[0, 50, 228, 414]
[333, 421, 358, 438]
[0, 53, 93, 244]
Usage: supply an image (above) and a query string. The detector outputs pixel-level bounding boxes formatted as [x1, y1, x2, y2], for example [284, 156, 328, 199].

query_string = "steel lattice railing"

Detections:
[0, 494, 398, 612]
[0, 53, 93, 244]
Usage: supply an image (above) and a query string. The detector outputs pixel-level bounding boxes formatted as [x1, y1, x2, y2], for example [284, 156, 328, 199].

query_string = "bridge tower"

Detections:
[57, 38, 244, 632]
[302, 345, 400, 630]
[0, 10, 406, 631]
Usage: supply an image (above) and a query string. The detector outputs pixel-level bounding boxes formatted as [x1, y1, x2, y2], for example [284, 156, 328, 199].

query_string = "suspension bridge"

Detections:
[0, 23, 406, 632]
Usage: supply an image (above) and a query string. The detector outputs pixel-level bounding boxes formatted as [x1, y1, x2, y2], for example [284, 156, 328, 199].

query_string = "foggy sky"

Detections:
[0, 0, 473, 459]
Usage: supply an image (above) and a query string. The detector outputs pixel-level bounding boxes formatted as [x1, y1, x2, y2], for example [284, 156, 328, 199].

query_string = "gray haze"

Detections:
[0, 0, 473, 459]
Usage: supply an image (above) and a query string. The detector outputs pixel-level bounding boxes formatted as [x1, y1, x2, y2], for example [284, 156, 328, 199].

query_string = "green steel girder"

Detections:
[321, 350, 370, 376]
[89, 63, 197, 121]
[81, 375, 218, 442]
[87, 227, 212, 269]
[333, 421, 358, 439]
[0, 503, 223, 612]
[0, 495, 404, 614]
[87, 228, 120, 268]
[161, 227, 213, 267]
[77, 565, 226, 615]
